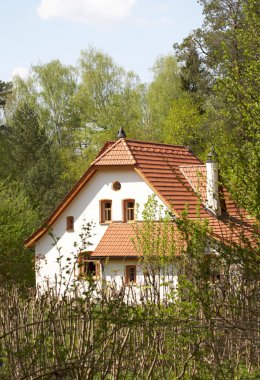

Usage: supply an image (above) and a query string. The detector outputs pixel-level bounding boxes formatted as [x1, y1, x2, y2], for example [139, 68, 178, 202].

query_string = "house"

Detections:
[24, 129, 256, 297]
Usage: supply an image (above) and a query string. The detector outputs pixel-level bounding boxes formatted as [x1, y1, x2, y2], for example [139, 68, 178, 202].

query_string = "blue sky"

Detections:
[1, 0, 204, 83]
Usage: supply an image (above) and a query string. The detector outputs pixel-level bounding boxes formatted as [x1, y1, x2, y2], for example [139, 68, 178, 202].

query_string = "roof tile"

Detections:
[92, 139, 136, 166]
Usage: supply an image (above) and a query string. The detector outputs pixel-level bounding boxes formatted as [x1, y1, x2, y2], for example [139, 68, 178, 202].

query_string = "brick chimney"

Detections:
[206, 147, 221, 217]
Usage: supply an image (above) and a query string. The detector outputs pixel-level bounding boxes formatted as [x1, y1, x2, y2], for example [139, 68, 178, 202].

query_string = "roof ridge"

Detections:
[122, 139, 137, 163]
[179, 164, 205, 168]
[125, 139, 191, 149]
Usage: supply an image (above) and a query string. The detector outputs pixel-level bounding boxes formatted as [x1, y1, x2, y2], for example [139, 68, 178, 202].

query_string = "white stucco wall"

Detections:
[102, 259, 178, 303]
[35, 166, 174, 295]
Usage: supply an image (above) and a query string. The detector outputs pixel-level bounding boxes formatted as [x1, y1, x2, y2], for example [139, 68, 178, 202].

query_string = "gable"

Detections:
[24, 167, 97, 248]
[92, 138, 136, 166]
[25, 165, 167, 248]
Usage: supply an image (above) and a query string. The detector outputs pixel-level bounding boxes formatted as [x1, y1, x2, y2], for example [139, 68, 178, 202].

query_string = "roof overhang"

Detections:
[24, 167, 97, 248]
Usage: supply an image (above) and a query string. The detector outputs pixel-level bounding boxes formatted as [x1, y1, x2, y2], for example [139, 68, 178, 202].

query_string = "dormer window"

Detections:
[123, 199, 135, 222]
[100, 200, 112, 223]
[66, 216, 74, 232]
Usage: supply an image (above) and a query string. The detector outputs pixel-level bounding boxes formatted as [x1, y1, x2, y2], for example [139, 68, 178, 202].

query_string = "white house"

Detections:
[25, 131, 256, 298]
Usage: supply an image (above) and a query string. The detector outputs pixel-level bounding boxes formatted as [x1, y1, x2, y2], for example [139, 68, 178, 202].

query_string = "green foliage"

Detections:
[0, 80, 12, 110]
[0, 180, 37, 286]
[146, 54, 182, 141]
[164, 95, 207, 155]
[76, 47, 146, 147]
[2, 103, 72, 218]
[6, 60, 79, 147]
[174, 0, 260, 217]
[210, 0, 260, 217]
[174, 35, 212, 102]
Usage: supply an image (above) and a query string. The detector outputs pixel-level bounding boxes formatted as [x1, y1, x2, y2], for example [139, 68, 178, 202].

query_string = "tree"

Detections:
[0, 180, 38, 286]
[5, 60, 79, 147]
[75, 47, 145, 148]
[174, 36, 212, 103]
[0, 80, 12, 110]
[146, 54, 182, 141]
[174, 0, 260, 217]
[212, 0, 260, 217]
[163, 95, 207, 156]
[2, 103, 72, 218]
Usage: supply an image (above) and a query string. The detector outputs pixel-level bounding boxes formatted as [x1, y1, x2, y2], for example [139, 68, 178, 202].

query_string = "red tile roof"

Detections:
[179, 165, 207, 203]
[25, 138, 257, 248]
[92, 138, 136, 166]
[92, 223, 137, 257]
[92, 222, 184, 258]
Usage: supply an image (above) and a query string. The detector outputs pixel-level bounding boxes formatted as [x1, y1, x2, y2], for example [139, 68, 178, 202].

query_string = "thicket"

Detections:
[0, 212, 259, 379]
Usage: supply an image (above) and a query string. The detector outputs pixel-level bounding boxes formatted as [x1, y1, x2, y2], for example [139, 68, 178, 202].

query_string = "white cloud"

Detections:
[37, 0, 136, 24]
[11, 67, 30, 80]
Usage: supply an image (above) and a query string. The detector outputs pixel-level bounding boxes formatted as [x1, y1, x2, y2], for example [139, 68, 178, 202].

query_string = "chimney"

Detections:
[206, 147, 221, 217]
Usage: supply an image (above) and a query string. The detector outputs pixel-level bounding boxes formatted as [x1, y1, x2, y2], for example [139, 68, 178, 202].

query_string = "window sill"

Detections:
[77, 276, 101, 281]
[100, 221, 112, 225]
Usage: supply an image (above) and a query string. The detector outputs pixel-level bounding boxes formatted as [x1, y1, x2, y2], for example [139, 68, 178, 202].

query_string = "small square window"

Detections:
[125, 265, 136, 285]
[100, 200, 112, 223]
[66, 216, 74, 231]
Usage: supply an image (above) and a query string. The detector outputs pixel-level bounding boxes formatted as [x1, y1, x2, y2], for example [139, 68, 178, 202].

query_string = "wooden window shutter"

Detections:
[95, 261, 101, 278]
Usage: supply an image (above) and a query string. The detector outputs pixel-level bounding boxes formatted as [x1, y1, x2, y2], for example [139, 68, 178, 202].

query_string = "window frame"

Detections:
[123, 199, 135, 222]
[77, 252, 101, 279]
[66, 216, 74, 232]
[112, 181, 121, 191]
[125, 265, 137, 285]
[100, 199, 112, 224]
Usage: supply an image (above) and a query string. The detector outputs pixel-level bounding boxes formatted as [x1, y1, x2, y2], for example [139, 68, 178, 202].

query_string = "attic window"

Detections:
[100, 200, 112, 223]
[123, 199, 135, 222]
[112, 181, 121, 191]
[66, 216, 74, 232]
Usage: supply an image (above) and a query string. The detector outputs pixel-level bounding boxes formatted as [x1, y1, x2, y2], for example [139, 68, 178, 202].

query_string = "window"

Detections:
[112, 181, 121, 191]
[78, 253, 101, 279]
[125, 265, 136, 285]
[100, 200, 112, 223]
[123, 199, 135, 222]
[66, 216, 74, 231]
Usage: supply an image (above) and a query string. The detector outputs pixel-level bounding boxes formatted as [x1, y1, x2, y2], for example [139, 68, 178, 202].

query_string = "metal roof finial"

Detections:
[116, 127, 127, 139]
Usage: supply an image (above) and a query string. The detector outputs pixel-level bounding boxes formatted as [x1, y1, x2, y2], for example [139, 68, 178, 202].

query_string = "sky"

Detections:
[1, 0, 204, 84]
